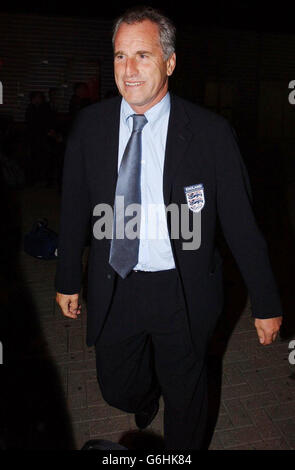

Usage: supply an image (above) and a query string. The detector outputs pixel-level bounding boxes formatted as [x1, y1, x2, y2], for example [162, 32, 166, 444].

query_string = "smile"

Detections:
[125, 82, 145, 87]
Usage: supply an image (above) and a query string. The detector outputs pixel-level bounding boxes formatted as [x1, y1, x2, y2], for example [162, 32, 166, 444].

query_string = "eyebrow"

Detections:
[136, 50, 152, 55]
[114, 50, 152, 57]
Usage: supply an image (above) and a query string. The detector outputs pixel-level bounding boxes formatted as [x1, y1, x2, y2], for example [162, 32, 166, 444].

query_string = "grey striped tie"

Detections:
[109, 114, 148, 278]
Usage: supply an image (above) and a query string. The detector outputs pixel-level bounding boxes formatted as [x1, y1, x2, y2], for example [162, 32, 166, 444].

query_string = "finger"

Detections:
[60, 300, 78, 319]
[72, 304, 82, 316]
[69, 298, 79, 314]
[256, 327, 265, 344]
[272, 332, 278, 343]
[58, 301, 70, 317]
[61, 305, 77, 319]
[262, 332, 274, 345]
[69, 301, 82, 318]
[70, 303, 82, 311]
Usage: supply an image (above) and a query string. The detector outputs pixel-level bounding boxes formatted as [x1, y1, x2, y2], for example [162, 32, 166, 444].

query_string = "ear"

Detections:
[166, 53, 176, 77]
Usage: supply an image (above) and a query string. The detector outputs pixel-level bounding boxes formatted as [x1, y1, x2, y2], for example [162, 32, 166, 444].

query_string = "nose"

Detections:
[125, 57, 138, 77]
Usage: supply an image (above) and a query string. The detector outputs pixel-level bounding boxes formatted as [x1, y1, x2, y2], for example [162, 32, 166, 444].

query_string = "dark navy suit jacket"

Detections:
[55, 94, 282, 355]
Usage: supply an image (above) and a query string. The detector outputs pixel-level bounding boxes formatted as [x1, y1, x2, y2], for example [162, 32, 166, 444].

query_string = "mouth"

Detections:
[125, 81, 145, 88]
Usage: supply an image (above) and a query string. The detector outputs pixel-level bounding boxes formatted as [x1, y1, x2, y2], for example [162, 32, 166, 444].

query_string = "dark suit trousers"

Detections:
[95, 269, 208, 450]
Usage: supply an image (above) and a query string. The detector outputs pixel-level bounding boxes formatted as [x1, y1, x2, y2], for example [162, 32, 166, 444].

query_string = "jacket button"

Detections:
[107, 274, 111, 279]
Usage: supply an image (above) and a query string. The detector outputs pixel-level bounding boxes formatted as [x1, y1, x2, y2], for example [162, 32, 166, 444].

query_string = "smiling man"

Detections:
[113, 19, 175, 112]
[55, 6, 283, 450]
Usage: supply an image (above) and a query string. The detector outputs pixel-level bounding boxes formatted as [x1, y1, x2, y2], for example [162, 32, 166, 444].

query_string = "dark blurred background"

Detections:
[0, 0, 294, 450]
[1, 1, 295, 196]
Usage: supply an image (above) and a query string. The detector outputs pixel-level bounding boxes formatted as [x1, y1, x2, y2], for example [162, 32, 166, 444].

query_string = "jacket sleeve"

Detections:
[215, 119, 282, 318]
[55, 111, 91, 294]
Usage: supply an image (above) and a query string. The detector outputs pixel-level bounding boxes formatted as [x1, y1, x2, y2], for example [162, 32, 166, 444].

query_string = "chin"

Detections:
[124, 95, 148, 107]
[125, 89, 145, 100]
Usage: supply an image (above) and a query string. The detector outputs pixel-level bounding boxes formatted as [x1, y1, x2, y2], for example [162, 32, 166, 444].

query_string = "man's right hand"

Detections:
[56, 292, 81, 319]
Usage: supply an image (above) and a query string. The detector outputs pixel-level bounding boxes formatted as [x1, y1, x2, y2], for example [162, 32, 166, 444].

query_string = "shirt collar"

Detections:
[121, 92, 171, 132]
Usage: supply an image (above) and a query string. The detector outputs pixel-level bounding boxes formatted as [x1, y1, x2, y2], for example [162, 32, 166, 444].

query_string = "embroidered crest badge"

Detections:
[184, 184, 205, 213]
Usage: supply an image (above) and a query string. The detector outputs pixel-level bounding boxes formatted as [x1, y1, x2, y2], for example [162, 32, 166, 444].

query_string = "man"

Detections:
[56, 7, 282, 450]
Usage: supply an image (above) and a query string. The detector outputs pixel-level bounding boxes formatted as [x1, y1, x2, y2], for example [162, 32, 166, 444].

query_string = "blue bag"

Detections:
[24, 218, 58, 260]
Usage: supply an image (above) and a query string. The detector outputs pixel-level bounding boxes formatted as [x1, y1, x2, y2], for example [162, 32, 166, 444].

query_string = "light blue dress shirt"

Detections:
[118, 92, 175, 271]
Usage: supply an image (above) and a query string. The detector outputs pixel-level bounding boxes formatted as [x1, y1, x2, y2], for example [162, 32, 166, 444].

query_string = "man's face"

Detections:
[114, 20, 176, 114]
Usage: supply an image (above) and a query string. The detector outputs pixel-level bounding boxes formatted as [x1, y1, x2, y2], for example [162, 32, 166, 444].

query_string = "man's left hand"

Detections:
[254, 316, 283, 345]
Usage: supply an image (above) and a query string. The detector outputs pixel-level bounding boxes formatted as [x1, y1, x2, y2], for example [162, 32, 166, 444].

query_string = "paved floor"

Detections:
[9, 186, 295, 450]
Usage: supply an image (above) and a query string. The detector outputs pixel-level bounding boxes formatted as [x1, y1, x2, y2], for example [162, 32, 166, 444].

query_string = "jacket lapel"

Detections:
[163, 94, 193, 206]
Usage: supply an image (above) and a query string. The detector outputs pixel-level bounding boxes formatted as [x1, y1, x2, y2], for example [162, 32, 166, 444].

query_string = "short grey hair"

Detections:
[112, 6, 176, 61]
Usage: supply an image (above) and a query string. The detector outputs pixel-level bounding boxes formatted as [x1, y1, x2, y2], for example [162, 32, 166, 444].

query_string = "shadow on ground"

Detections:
[0, 175, 75, 449]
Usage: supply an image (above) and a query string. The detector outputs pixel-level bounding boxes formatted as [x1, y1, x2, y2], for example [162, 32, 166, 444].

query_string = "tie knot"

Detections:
[132, 114, 148, 132]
